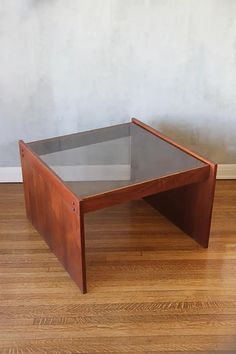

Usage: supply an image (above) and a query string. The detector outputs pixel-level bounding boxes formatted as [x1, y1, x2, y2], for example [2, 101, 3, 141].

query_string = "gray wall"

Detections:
[1, 0, 236, 167]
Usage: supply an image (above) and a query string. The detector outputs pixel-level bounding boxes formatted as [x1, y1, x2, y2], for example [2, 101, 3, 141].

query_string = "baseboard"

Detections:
[0, 167, 23, 182]
[0, 164, 236, 183]
[216, 164, 236, 180]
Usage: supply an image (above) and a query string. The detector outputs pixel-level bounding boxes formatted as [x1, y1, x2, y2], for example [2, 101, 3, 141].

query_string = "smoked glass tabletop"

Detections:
[28, 122, 206, 197]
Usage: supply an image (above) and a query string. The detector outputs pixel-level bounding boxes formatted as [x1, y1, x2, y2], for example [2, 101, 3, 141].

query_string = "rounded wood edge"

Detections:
[131, 117, 217, 168]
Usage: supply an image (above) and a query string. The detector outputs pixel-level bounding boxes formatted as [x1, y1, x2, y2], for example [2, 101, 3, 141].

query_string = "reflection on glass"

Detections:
[28, 123, 205, 197]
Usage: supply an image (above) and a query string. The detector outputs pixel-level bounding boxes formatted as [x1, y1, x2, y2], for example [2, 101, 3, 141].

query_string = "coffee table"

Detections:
[19, 118, 217, 293]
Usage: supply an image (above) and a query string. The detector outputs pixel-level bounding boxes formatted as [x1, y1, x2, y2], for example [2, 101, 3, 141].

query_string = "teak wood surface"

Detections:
[19, 119, 217, 293]
[0, 182, 236, 352]
[19, 141, 87, 293]
[132, 119, 217, 248]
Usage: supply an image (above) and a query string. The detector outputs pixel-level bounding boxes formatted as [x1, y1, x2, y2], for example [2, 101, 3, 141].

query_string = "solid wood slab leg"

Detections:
[144, 164, 217, 248]
[19, 141, 87, 293]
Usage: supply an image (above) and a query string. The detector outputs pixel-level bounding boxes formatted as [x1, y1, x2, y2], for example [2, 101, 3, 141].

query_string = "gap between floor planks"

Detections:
[0, 181, 236, 353]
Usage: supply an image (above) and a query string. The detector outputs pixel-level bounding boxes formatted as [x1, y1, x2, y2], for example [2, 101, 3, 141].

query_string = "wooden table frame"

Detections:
[19, 118, 217, 293]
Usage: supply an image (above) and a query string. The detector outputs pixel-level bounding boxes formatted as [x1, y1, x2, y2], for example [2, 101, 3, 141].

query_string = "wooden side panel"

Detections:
[132, 118, 217, 248]
[145, 163, 217, 248]
[19, 141, 87, 293]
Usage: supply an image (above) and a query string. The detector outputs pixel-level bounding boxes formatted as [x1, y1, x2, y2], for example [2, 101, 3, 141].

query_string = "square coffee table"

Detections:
[19, 118, 217, 293]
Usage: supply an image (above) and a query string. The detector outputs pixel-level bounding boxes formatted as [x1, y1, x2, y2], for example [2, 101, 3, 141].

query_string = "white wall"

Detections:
[1, 0, 236, 167]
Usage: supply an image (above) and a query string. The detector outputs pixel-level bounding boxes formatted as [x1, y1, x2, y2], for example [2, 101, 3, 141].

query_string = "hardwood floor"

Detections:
[0, 181, 236, 353]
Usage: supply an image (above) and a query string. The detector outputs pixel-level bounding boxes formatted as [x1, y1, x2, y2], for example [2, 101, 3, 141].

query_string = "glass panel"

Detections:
[28, 122, 206, 197]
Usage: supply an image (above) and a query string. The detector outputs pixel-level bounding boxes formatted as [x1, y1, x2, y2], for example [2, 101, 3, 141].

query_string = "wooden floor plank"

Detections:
[0, 181, 236, 352]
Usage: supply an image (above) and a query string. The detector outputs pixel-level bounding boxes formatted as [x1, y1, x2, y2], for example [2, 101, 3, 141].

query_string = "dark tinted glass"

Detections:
[28, 122, 205, 197]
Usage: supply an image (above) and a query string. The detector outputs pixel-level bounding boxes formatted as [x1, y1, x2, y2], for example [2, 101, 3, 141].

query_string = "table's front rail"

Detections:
[81, 166, 210, 213]
[19, 141, 87, 293]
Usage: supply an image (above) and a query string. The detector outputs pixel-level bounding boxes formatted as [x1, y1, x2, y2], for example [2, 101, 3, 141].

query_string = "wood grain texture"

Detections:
[19, 119, 215, 293]
[0, 182, 236, 352]
[132, 118, 217, 248]
[145, 163, 217, 248]
[19, 141, 86, 293]
[81, 166, 209, 213]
